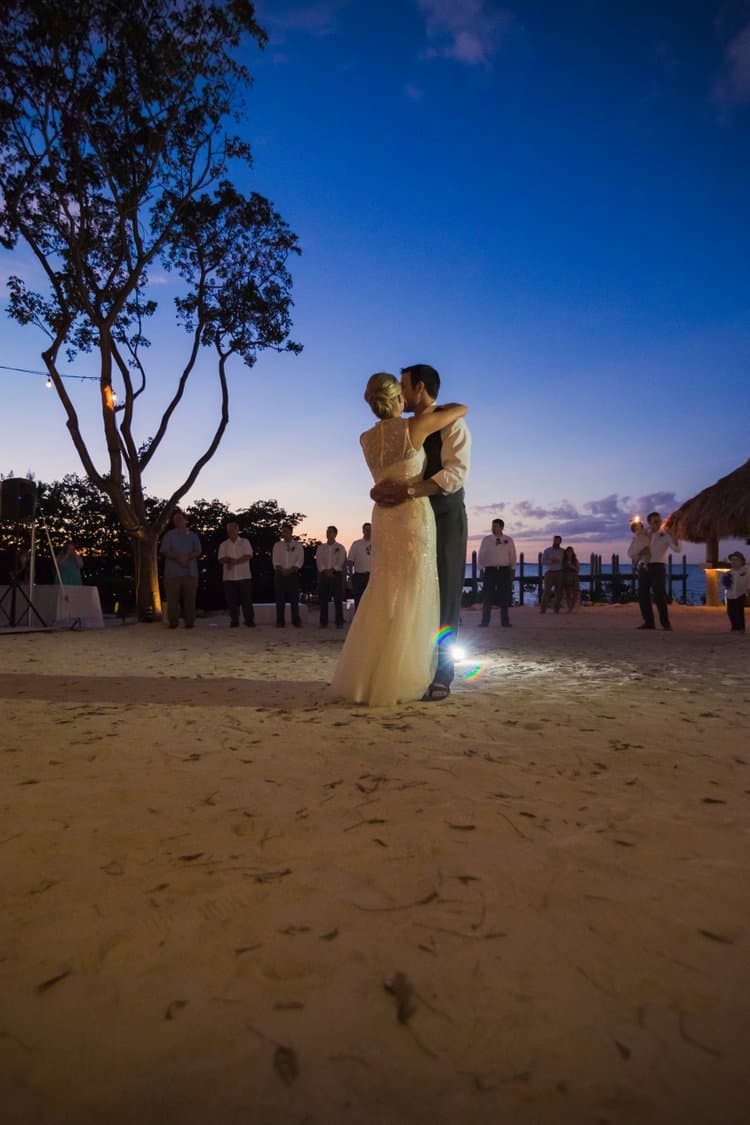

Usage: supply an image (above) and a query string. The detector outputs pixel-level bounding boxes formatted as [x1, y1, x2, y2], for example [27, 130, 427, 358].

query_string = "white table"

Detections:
[32, 584, 104, 628]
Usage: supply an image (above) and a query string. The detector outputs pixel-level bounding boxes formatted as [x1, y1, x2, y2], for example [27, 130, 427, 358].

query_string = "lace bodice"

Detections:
[360, 418, 425, 485]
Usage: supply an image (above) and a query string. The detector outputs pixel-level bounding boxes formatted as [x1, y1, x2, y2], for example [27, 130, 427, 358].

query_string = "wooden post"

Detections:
[704, 536, 722, 607]
[471, 550, 477, 601]
[706, 536, 719, 567]
[681, 555, 687, 604]
[518, 552, 525, 606]
[612, 552, 619, 602]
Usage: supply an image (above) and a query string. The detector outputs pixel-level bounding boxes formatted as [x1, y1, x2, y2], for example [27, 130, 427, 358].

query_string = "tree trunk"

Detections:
[132, 530, 162, 622]
[705, 536, 719, 568]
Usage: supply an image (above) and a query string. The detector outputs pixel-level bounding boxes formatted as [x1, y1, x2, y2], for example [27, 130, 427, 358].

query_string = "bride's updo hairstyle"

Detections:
[365, 372, 401, 420]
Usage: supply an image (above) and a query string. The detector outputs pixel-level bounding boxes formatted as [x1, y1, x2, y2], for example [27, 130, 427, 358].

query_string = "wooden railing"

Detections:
[465, 552, 689, 605]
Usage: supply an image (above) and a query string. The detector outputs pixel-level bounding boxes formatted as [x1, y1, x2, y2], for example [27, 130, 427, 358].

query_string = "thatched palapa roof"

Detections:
[666, 458, 750, 542]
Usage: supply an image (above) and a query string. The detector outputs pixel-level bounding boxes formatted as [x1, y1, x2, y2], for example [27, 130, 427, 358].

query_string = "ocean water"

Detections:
[464, 561, 708, 605]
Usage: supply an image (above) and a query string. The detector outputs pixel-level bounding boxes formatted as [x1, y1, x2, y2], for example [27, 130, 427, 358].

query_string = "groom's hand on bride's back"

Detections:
[371, 481, 405, 506]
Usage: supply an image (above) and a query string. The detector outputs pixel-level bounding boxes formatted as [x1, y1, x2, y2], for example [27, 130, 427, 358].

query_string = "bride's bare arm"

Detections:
[408, 403, 467, 450]
[372, 404, 468, 507]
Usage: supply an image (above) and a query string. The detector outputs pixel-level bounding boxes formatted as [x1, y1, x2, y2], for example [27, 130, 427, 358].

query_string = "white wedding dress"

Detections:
[331, 417, 439, 706]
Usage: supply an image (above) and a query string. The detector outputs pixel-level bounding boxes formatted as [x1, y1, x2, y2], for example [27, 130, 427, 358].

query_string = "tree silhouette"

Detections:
[0, 474, 307, 611]
[0, 0, 301, 619]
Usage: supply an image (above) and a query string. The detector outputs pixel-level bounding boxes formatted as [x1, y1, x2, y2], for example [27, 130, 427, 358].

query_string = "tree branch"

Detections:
[161, 348, 231, 524]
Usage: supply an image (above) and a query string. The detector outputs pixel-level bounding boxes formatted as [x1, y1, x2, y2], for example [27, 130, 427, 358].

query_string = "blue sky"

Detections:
[2, 0, 749, 561]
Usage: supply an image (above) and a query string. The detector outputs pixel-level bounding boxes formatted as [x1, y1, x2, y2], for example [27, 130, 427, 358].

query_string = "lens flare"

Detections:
[433, 627, 482, 681]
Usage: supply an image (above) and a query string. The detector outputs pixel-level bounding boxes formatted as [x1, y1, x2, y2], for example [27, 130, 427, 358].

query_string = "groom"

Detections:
[371, 363, 471, 700]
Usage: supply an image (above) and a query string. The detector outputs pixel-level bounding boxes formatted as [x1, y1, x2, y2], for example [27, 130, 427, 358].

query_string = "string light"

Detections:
[0, 363, 119, 400]
[0, 363, 99, 382]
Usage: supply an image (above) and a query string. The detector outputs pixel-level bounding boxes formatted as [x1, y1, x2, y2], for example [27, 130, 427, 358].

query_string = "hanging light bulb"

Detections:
[111, 390, 118, 403]
[45, 376, 52, 388]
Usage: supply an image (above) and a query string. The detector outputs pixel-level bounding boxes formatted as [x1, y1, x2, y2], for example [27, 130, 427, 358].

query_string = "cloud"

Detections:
[515, 498, 579, 521]
[713, 20, 750, 107]
[416, 0, 510, 67]
[471, 491, 682, 543]
[472, 500, 509, 513]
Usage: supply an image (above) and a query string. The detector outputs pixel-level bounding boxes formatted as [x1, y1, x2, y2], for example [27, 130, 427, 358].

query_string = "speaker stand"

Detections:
[0, 574, 47, 628]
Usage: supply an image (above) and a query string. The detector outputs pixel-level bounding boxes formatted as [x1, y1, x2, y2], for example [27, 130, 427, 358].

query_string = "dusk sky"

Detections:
[2, 0, 749, 561]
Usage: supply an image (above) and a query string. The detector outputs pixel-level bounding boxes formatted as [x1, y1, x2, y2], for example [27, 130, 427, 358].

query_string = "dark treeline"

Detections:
[0, 474, 315, 614]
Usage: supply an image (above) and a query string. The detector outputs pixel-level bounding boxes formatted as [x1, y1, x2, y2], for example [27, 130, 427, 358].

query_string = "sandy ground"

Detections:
[0, 603, 748, 1125]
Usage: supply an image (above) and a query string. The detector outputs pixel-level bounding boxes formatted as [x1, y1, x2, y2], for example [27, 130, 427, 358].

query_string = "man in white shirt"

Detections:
[540, 535, 564, 613]
[272, 522, 304, 627]
[637, 511, 679, 630]
[347, 522, 372, 609]
[315, 525, 347, 628]
[371, 363, 471, 701]
[478, 518, 516, 627]
[218, 521, 254, 627]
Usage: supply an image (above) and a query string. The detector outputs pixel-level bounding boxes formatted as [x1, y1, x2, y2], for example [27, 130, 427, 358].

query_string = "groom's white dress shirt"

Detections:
[431, 416, 471, 494]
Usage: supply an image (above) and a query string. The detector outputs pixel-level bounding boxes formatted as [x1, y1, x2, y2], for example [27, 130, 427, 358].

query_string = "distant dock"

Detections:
[465, 551, 691, 606]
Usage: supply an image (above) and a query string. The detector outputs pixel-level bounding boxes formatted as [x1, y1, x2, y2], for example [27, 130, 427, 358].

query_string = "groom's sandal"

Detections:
[422, 683, 450, 702]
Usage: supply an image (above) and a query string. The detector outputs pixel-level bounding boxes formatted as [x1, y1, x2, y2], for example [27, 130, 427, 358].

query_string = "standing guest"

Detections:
[347, 522, 372, 610]
[637, 511, 679, 631]
[478, 518, 516, 627]
[560, 546, 580, 612]
[55, 541, 83, 586]
[540, 535, 564, 613]
[218, 521, 255, 628]
[272, 522, 304, 628]
[315, 525, 347, 628]
[627, 519, 650, 570]
[722, 551, 748, 633]
[159, 510, 202, 629]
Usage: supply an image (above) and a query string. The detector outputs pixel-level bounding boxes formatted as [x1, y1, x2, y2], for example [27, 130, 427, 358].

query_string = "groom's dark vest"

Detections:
[423, 429, 465, 515]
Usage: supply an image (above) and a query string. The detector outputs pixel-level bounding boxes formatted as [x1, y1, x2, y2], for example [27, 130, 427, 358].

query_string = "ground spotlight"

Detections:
[433, 627, 482, 680]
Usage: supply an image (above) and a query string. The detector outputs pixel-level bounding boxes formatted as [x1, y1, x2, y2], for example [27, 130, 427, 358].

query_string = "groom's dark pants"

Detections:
[431, 489, 468, 688]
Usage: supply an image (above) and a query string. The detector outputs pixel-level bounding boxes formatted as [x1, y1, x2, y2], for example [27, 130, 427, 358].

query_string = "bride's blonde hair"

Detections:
[365, 372, 401, 420]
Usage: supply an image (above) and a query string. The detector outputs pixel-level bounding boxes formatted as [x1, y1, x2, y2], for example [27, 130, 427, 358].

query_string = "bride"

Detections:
[330, 373, 468, 706]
